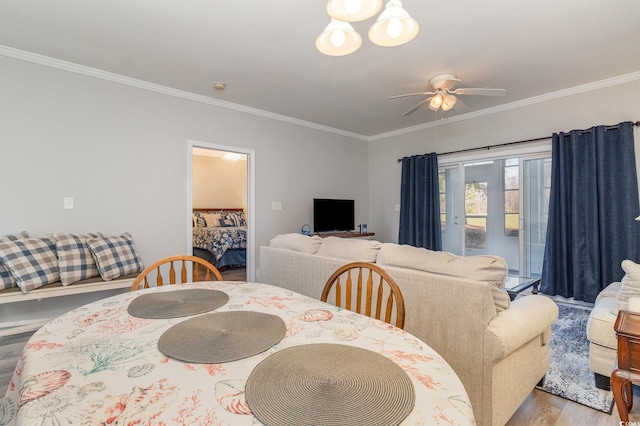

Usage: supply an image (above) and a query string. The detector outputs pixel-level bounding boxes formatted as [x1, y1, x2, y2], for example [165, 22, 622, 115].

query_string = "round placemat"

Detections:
[157, 311, 286, 363]
[245, 343, 415, 426]
[127, 288, 229, 319]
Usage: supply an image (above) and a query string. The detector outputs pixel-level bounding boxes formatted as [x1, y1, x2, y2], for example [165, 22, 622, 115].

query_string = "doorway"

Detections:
[440, 152, 551, 277]
[187, 141, 255, 282]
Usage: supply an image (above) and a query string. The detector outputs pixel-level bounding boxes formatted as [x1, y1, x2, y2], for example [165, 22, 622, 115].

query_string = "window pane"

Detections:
[465, 182, 487, 249]
[505, 214, 519, 237]
[465, 182, 487, 214]
[505, 190, 519, 213]
[505, 166, 519, 190]
[466, 218, 486, 249]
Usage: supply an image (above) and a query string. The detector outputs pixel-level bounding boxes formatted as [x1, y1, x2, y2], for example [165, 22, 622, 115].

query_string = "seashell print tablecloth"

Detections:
[1, 281, 475, 425]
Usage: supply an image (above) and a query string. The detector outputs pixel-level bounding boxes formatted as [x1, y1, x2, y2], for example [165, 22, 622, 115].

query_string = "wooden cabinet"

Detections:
[317, 232, 375, 239]
[612, 310, 640, 421]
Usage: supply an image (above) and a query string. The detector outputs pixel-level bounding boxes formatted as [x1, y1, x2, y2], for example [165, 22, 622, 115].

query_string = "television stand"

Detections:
[317, 232, 375, 239]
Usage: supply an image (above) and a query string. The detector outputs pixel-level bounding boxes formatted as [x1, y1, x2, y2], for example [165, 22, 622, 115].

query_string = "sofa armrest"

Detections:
[486, 295, 558, 361]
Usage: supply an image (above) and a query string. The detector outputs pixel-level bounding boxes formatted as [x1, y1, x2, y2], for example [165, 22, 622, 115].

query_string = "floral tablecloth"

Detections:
[1, 282, 475, 425]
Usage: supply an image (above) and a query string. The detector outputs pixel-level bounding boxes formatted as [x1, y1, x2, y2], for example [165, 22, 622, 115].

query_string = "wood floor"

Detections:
[2, 268, 636, 425]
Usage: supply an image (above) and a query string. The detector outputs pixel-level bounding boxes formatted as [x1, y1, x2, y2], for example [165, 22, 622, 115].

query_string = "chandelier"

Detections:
[316, 0, 419, 56]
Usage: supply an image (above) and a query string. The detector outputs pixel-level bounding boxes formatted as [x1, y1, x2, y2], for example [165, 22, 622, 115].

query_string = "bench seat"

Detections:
[0, 274, 137, 339]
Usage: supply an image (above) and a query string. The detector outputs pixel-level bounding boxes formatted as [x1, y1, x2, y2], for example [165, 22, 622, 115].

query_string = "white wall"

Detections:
[0, 56, 370, 275]
[192, 155, 247, 211]
[369, 79, 640, 243]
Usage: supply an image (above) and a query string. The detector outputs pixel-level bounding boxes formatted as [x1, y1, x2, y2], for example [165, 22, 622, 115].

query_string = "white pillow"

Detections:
[618, 259, 640, 311]
[316, 237, 381, 263]
[269, 234, 323, 254]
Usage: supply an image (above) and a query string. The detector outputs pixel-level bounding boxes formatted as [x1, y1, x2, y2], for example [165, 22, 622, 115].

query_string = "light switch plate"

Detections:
[64, 197, 74, 209]
[272, 201, 282, 210]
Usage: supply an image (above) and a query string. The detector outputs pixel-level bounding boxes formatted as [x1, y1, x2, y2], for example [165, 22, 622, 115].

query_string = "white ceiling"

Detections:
[1, 0, 639, 138]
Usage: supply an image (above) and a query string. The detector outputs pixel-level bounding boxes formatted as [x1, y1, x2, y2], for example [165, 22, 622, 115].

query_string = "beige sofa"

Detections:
[257, 234, 559, 426]
[587, 259, 640, 389]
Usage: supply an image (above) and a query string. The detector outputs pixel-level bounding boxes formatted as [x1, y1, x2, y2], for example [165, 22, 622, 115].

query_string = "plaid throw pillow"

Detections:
[55, 233, 103, 285]
[0, 235, 59, 293]
[0, 231, 29, 290]
[87, 233, 144, 281]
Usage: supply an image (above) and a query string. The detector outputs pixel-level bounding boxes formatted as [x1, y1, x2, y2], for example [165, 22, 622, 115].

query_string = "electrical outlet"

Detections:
[64, 197, 74, 210]
[395, 204, 400, 212]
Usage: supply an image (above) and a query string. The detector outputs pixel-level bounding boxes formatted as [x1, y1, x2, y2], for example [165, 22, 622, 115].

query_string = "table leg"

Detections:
[612, 369, 632, 422]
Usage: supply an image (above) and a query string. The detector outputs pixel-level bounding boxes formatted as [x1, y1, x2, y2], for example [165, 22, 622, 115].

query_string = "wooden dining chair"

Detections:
[130, 255, 223, 291]
[321, 262, 405, 329]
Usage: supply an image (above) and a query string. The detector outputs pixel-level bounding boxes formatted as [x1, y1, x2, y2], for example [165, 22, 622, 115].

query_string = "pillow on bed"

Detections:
[193, 214, 207, 228]
[220, 211, 246, 227]
[0, 231, 29, 290]
[203, 212, 223, 227]
[0, 235, 59, 293]
[55, 233, 103, 285]
[87, 233, 144, 281]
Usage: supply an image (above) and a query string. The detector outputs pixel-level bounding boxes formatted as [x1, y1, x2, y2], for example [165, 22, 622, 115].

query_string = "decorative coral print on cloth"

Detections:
[1, 282, 474, 426]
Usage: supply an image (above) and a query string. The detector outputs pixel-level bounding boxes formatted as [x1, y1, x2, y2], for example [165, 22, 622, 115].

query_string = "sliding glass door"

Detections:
[439, 153, 551, 277]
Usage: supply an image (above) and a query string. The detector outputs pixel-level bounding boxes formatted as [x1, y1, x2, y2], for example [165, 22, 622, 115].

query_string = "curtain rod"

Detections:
[397, 120, 640, 162]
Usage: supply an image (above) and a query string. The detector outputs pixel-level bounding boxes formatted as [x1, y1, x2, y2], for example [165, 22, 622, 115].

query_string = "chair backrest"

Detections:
[130, 255, 223, 291]
[321, 262, 405, 329]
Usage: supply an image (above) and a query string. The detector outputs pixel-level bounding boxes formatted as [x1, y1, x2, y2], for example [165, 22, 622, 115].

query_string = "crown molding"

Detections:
[0, 45, 368, 141]
[369, 70, 640, 141]
[2, 45, 639, 143]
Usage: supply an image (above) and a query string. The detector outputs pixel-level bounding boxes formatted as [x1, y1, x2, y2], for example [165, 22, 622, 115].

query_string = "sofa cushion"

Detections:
[587, 293, 619, 349]
[269, 233, 323, 254]
[87, 233, 144, 281]
[618, 259, 640, 311]
[316, 237, 381, 262]
[0, 235, 60, 293]
[55, 233, 103, 285]
[0, 231, 29, 290]
[377, 243, 510, 311]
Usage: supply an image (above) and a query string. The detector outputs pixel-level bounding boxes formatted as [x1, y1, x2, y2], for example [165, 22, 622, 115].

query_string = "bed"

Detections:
[192, 208, 247, 270]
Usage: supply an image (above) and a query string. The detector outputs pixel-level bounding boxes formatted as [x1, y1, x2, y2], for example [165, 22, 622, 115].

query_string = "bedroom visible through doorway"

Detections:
[189, 144, 254, 281]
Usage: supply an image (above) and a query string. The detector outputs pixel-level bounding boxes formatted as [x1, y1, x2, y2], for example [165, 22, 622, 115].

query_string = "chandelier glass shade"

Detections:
[317, 0, 418, 56]
[441, 94, 457, 111]
[429, 91, 458, 112]
[326, 0, 383, 22]
[368, 0, 419, 47]
[315, 18, 363, 56]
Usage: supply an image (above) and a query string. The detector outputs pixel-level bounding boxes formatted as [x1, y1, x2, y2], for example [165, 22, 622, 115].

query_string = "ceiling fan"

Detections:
[390, 73, 506, 116]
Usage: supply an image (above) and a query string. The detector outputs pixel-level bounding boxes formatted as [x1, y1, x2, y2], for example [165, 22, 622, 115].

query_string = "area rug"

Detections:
[536, 302, 614, 413]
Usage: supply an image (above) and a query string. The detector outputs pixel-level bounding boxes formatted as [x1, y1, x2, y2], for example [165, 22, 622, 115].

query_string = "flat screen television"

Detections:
[313, 198, 355, 233]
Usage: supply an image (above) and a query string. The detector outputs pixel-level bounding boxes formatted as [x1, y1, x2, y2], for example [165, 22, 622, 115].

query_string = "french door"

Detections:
[439, 154, 551, 277]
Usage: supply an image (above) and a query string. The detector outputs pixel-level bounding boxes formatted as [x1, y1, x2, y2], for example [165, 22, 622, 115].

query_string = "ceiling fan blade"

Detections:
[389, 91, 436, 99]
[453, 88, 506, 96]
[452, 97, 470, 113]
[403, 97, 432, 116]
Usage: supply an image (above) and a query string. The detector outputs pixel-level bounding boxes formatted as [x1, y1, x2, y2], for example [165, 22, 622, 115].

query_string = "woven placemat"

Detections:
[127, 289, 229, 319]
[245, 343, 415, 426]
[157, 311, 286, 363]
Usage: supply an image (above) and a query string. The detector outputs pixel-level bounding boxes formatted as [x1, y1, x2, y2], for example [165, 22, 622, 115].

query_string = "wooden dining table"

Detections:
[1, 281, 474, 425]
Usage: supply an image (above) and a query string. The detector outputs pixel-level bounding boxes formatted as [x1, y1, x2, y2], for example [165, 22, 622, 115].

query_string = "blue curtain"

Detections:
[399, 153, 442, 250]
[541, 121, 640, 303]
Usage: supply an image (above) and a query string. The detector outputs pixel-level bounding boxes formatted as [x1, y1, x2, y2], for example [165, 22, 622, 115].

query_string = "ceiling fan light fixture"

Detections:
[441, 94, 457, 111]
[368, 0, 419, 47]
[316, 18, 362, 56]
[429, 93, 443, 111]
[327, 0, 382, 22]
